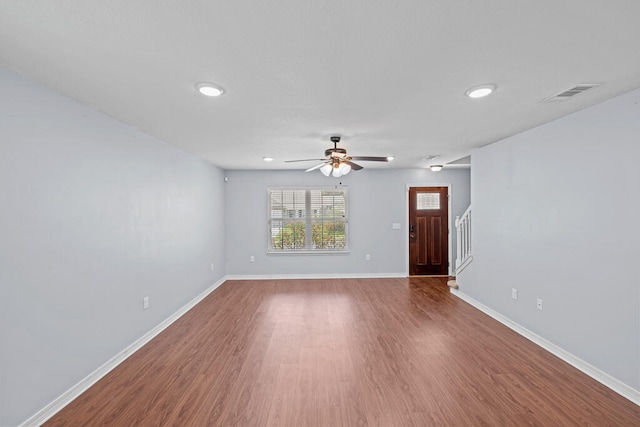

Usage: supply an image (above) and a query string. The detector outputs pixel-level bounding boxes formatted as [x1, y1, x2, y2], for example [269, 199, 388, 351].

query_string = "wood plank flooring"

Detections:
[46, 277, 640, 426]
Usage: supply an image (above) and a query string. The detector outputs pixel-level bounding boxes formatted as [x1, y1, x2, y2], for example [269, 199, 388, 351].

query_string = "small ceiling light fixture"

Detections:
[196, 82, 225, 97]
[430, 165, 443, 172]
[387, 156, 395, 161]
[465, 84, 496, 99]
[262, 157, 274, 162]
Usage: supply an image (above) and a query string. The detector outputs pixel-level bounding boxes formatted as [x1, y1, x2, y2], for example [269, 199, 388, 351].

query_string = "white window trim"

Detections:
[267, 186, 349, 255]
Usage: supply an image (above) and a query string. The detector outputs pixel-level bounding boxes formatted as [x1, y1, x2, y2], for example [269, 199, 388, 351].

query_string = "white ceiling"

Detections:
[2, 1, 640, 171]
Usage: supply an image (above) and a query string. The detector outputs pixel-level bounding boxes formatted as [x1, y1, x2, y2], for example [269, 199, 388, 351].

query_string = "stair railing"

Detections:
[455, 205, 472, 274]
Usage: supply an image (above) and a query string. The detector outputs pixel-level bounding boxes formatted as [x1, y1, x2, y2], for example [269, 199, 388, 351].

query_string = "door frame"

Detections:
[404, 183, 453, 276]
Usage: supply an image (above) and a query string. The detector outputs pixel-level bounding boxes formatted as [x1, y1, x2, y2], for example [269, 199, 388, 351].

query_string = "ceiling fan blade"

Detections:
[343, 160, 363, 170]
[305, 162, 329, 172]
[349, 156, 389, 162]
[284, 158, 327, 163]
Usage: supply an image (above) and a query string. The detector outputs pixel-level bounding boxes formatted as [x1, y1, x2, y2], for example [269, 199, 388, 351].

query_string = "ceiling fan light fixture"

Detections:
[465, 84, 496, 99]
[387, 156, 394, 161]
[262, 157, 274, 162]
[196, 82, 225, 97]
[320, 163, 332, 176]
[287, 136, 389, 174]
[430, 165, 443, 172]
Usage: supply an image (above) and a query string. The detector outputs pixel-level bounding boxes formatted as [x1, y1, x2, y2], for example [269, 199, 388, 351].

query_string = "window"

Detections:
[416, 192, 440, 210]
[268, 187, 348, 253]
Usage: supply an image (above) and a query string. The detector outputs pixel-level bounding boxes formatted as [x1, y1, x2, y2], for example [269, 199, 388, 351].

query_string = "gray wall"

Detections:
[458, 88, 640, 391]
[225, 168, 470, 277]
[0, 68, 227, 426]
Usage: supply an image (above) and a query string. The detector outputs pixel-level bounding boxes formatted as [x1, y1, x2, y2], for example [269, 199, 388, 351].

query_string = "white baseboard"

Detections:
[20, 276, 228, 427]
[225, 272, 407, 280]
[450, 288, 640, 406]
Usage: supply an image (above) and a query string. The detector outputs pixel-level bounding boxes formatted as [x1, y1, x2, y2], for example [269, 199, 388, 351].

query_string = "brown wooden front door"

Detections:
[409, 186, 448, 276]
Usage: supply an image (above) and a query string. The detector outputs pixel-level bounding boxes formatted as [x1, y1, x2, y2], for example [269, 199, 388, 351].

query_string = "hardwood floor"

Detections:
[46, 277, 640, 426]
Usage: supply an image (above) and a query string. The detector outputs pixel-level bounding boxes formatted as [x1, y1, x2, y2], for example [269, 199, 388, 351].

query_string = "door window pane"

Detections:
[417, 192, 440, 210]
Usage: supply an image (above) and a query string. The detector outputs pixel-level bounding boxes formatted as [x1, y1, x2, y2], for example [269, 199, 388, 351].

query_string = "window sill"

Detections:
[267, 250, 350, 256]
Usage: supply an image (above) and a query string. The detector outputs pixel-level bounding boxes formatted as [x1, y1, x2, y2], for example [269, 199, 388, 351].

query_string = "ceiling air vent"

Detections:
[540, 83, 602, 103]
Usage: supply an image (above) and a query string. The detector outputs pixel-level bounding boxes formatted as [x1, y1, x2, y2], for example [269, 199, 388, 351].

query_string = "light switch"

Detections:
[392, 223, 401, 230]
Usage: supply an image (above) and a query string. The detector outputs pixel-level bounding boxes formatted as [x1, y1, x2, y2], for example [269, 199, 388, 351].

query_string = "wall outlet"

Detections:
[365, 254, 371, 261]
[537, 298, 543, 311]
[250, 255, 255, 262]
[143, 296, 149, 310]
[511, 288, 518, 300]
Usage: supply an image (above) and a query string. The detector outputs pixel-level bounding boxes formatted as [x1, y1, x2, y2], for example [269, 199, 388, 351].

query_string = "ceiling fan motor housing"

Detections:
[325, 147, 347, 158]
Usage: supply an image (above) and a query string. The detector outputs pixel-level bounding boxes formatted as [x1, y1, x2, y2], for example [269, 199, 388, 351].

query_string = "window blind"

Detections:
[268, 187, 348, 252]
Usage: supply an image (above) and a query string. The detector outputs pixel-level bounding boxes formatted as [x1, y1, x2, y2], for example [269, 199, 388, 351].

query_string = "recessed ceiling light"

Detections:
[387, 156, 395, 161]
[430, 165, 443, 172]
[196, 82, 225, 97]
[263, 157, 274, 162]
[465, 84, 496, 99]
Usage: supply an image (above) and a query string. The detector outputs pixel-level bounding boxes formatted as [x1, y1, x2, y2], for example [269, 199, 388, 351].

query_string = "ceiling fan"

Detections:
[285, 136, 389, 177]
